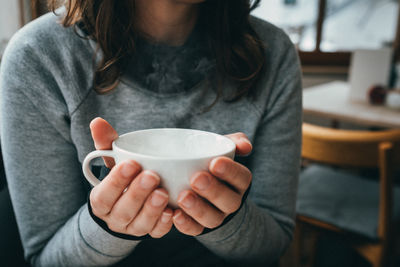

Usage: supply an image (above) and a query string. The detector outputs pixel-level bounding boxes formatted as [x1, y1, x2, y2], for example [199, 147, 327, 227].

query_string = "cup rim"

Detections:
[112, 128, 236, 160]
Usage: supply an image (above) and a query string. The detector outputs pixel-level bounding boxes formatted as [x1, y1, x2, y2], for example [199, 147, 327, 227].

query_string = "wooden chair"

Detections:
[295, 123, 400, 267]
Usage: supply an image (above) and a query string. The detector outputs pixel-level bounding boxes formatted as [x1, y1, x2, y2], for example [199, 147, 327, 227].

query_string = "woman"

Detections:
[0, 0, 302, 266]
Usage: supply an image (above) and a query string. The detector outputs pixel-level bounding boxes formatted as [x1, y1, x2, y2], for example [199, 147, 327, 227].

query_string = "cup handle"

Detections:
[82, 150, 115, 187]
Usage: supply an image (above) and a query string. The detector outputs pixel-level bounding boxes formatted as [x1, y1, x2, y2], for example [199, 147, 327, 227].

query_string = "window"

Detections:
[252, 0, 400, 67]
[252, 0, 319, 51]
[322, 0, 398, 52]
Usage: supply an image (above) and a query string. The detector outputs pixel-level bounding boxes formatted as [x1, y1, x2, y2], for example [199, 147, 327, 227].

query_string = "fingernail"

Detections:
[121, 161, 137, 178]
[89, 117, 101, 129]
[151, 190, 168, 207]
[173, 211, 186, 225]
[161, 211, 172, 223]
[191, 173, 210, 191]
[210, 158, 225, 175]
[178, 192, 195, 209]
[141, 171, 159, 189]
[240, 137, 252, 148]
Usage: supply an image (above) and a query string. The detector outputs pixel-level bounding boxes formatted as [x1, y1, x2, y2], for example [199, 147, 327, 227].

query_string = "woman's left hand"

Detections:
[173, 133, 253, 236]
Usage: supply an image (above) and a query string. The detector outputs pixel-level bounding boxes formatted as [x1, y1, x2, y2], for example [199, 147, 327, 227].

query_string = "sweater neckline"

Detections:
[121, 20, 215, 96]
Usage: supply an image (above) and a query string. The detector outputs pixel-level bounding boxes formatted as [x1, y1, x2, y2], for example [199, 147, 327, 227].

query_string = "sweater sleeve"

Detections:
[0, 28, 140, 267]
[196, 41, 302, 265]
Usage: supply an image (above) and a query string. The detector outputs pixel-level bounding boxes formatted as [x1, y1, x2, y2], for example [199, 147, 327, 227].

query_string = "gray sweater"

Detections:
[0, 11, 302, 267]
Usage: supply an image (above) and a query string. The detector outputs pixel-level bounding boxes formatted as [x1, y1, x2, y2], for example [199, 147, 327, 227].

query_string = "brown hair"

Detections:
[49, 0, 265, 104]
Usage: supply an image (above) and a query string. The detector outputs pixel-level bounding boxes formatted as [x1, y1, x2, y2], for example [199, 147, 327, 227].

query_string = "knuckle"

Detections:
[194, 206, 207, 222]
[115, 213, 133, 226]
[221, 156, 232, 163]
[183, 228, 197, 236]
[108, 175, 125, 189]
[150, 232, 163, 239]
[230, 166, 241, 180]
[177, 221, 192, 233]
[236, 168, 252, 192]
[224, 207, 235, 215]
[126, 185, 148, 204]
[207, 188, 221, 204]
[238, 132, 249, 139]
[246, 170, 253, 186]
[225, 198, 241, 214]
[198, 170, 212, 180]
[128, 191, 144, 204]
[145, 211, 163, 225]
[89, 189, 99, 205]
[129, 228, 148, 237]
[128, 160, 142, 171]
[206, 217, 224, 229]
[150, 225, 170, 239]
[128, 221, 152, 236]
[204, 220, 217, 229]
[107, 222, 123, 233]
[146, 204, 164, 217]
[237, 131, 245, 136]
[216, 216, 225, 226]
[239, 170, 252, 192]
[89, 191, 98, 205]
[232, 132, 244, 138]
[90, 191, 108, 214]
[191, 226, 204, 236]
[243, 134, 250, 140]
[91, 206, 104, 218]
[233, 198, 242, 212]
[229, 132, 246, 141]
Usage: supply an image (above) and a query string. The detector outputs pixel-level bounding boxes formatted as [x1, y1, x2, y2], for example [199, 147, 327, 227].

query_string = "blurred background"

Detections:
[2, 0, 399, 104]
[0, 1, 399, 267]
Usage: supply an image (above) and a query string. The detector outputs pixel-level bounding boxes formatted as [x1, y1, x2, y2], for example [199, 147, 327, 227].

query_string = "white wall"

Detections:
[0, 0, 21, 42]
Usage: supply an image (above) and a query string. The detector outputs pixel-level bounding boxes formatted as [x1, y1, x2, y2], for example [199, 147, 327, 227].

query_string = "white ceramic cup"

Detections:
[82, 128, 236, 207]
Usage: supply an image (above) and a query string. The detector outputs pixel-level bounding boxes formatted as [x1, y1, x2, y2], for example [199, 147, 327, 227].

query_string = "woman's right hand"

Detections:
[88, 117, 173, 238]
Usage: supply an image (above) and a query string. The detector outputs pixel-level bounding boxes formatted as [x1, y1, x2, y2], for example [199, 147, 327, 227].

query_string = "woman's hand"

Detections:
[173, 133, 253, 236]
[88, 117, 173, 238]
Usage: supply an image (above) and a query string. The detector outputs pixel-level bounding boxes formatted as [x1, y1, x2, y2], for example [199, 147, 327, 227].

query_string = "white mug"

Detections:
[82, 128, 236, 207]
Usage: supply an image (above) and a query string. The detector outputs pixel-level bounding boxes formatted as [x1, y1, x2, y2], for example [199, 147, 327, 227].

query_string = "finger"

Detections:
[126, 188, 169, 236]
[90, 117, 118, 168]
[209, 157, 252, 194]
[90, 160, 141, 217]
[190, 172, 242, 214]
[107, 170, 161, 230]
[177, 190, 225, 229]
[173, 209, 204, 236]
[149, 208, 174, 238]
[225, 132, 252, 156]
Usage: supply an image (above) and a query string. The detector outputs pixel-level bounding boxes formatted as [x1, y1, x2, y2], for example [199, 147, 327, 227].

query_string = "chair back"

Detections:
[302, 123, 400, 168]
[302, 123, 400, 240]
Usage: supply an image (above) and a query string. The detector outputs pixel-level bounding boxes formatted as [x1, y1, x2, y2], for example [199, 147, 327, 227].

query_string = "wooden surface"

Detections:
[303, 81, 400, 128]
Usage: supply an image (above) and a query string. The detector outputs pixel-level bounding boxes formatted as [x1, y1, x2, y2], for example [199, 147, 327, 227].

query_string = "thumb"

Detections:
[225, 132, 253, 156]
[89, 117, 118, 168]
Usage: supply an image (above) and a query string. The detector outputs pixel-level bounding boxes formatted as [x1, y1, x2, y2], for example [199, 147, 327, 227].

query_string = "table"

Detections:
[303, 81, 400, 128]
